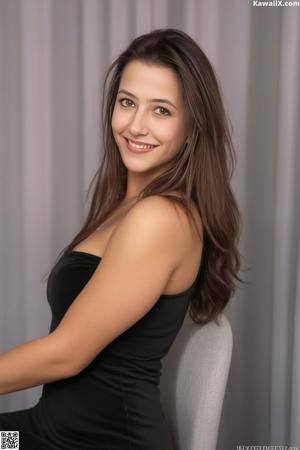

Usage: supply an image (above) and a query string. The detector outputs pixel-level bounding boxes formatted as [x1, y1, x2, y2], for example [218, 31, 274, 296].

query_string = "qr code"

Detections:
[0, 431, 19, 449]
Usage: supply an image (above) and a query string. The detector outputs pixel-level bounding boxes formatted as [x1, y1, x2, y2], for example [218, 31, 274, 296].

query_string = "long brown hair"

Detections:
[42, 28, 247, 326]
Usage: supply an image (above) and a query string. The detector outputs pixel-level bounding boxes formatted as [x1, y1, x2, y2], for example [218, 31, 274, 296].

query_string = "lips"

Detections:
[124, 137, 158, 154]
[125, 138, 158, 147]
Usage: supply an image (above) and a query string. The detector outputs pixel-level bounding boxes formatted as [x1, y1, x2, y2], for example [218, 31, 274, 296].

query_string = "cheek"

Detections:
[159, 123, 185, 146]
[111, 108, 126, 133]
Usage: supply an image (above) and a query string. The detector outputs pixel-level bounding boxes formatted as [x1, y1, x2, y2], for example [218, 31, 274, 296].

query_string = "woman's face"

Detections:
[111, 60, 189, 176]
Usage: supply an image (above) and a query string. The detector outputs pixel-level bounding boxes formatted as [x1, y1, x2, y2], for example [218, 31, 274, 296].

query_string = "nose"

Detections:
[128, 108, 149, 136]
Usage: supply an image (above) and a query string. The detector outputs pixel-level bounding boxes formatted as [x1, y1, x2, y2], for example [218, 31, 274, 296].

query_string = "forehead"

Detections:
[119, 60, 183, 104]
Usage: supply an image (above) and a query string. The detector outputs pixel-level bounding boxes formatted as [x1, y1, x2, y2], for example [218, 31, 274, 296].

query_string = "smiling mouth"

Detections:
[124, 138, 159, 149]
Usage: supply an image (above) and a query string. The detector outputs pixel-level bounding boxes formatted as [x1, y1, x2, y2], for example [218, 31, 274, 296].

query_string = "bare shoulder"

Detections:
[122, 194, 186, 228]
[107, 194, 203, 270]
[104, 195, 188, 270]
[122, 193, 201, 230]
[130, 192, 204, 241]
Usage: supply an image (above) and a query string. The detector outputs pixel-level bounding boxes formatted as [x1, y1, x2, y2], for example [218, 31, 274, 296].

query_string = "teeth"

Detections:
[128, 139, 155, 149]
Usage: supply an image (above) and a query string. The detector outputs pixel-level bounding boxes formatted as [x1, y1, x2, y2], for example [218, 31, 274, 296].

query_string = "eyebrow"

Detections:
[117, 89, 178, 110]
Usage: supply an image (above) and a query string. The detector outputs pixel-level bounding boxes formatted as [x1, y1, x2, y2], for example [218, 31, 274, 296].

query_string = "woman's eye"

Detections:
[154, 106, 171, 116]
[119, 98, 134, 108]
[118, 98, 171, 116]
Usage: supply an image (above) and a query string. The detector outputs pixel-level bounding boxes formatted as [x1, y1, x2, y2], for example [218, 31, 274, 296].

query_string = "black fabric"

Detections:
[0, 249, 202, 449]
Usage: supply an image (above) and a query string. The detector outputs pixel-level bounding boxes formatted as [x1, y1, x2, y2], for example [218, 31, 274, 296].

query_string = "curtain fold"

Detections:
[270, 5, 300, 445]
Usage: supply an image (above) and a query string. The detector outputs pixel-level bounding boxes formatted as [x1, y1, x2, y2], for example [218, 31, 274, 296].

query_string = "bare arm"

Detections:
[0, 333, 72, 394]
[53, 195, 185, 375]
[0, 195, 185, 393]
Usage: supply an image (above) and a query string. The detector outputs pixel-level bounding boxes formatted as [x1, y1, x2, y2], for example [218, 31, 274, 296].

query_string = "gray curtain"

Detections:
[0, 0, 299, 449]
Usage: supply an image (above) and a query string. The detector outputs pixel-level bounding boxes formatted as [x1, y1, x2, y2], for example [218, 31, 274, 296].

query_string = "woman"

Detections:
[0, 28, 244, 449]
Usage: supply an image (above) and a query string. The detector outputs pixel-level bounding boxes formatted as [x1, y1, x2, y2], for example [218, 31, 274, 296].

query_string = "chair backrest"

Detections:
[159, 313, 233, 450]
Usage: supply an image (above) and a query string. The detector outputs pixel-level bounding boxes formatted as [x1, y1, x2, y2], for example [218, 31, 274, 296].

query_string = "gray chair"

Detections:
[159, 313, 233, 450]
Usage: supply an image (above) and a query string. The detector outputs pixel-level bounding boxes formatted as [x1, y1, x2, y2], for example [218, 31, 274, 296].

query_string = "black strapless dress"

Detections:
[0, 249, 202, 449]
